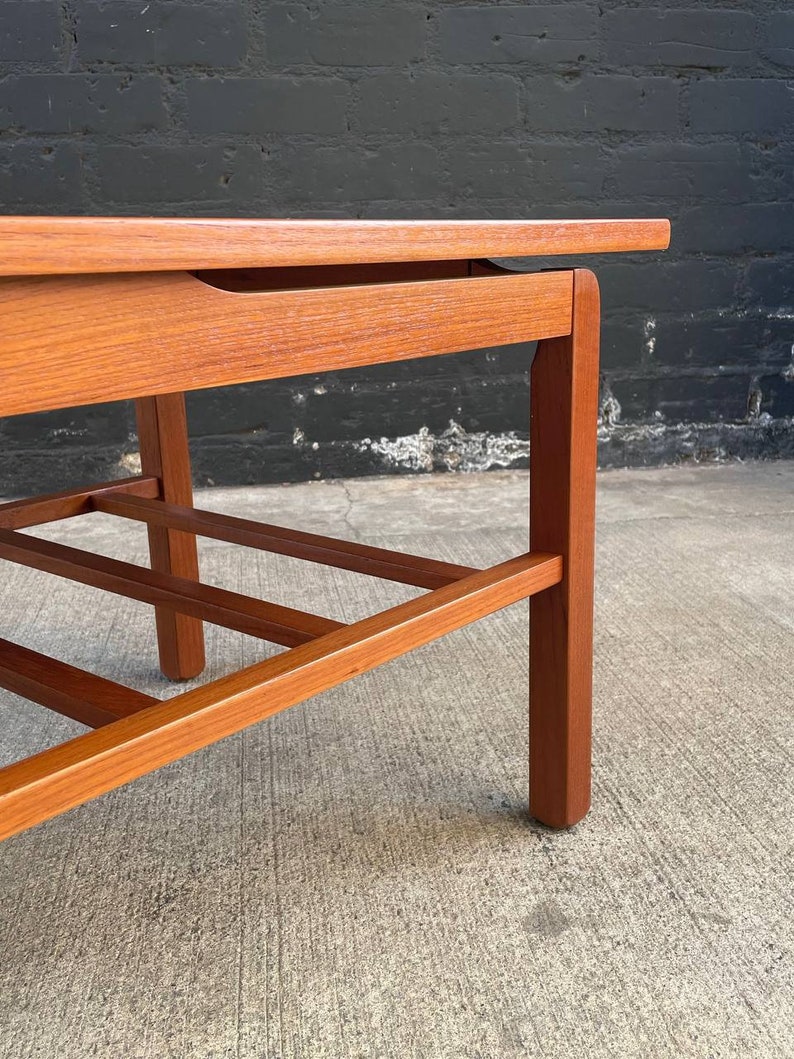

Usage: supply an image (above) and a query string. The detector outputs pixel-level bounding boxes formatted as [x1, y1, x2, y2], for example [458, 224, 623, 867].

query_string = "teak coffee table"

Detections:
[0, 217, 669, 841]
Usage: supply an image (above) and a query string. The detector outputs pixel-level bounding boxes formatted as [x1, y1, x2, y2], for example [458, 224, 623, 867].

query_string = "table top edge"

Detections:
[0, 216, 671, 275]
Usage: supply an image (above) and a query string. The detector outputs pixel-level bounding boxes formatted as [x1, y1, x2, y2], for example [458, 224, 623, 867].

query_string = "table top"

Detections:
[0, 216, 670, 276]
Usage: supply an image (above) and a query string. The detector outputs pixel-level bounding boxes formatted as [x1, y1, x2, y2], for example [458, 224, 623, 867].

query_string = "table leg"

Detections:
[529, 268, 600, 827]
[135, 393, 205, 680]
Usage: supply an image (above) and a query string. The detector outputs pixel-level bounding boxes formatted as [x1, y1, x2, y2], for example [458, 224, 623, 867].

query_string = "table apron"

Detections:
[0, 269, 573, 417]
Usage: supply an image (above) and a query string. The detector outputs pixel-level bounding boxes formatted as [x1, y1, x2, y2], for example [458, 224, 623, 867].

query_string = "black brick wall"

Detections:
[0, 0, 792, 491]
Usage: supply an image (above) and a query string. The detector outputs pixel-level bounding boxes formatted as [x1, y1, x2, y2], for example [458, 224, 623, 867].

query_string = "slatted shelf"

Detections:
[93, 493, 478, 590]
[0, 526, 344, 647]
[0, 637, 158, 729]
[0, 549, 562, 841]
[0, 476, 160, 530]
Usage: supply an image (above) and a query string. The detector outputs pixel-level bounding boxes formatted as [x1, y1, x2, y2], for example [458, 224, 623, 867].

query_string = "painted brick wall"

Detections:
[0, 1, 792, 491]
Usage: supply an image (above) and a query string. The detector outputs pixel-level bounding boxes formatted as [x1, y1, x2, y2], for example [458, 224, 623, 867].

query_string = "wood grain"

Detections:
[0, 475, 159, 530]
[135, 394, 205, 679]
[0, 269, 573, 417]
[0, 217, 671, 275]
[529, 269, 601, 828]
[0, 637, 156, 729]
[0, 527, 344, 647]
[0, 551, 562, 841]
[94, 493, 477, 590]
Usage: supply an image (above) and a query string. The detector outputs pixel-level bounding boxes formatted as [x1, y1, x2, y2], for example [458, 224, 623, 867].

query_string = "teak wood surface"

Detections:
[0, 216, 670, 274]
[0, 269, 573, 417]
[0, 216, 669, 842]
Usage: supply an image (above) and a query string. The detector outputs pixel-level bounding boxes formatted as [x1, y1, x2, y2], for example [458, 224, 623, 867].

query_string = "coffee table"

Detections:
[0, 217, 669, 841]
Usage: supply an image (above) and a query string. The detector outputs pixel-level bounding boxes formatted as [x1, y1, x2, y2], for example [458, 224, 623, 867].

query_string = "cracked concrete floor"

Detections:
[0, 462, 792, 1058]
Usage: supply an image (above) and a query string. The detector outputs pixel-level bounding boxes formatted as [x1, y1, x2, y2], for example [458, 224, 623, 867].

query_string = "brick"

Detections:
[755, 321, 794, 371]
[0, 1, 59, 62]
[763, 12, 794, 68]
[188, 364, 531, 466]
[187, 383, 304, 440]
[187, 438, 331, 488]
[610, 143, 753, 202]
[446, 142, 604, 201]
[744, 260, 794, 307]
[0, 447, 131, 495]
[297, 381, 463, 443]
[439, 5, 597, 64]
[650, 318, 765, 369]
[605, 315, 766, 381]
[690, 79, 793, 133]
[265, 5, 426, 66]
[599, 261, 737, 313]
[759, 373, 794, 417]
[187, 77, 349, 135]
[331, 344, 530, 385]
[605, 378, 655, 423]
[604, 9, 755, 67]
[95, 145, 262, 203]
[356, 73, 519, 134]
[260, 372, 529, 445]
[678, 204, 794, 254]
[600, 321, 646, 371]
[753, 142, 794, 202]
[272, 143, 442, 202]
[611, 375, 751, 424]
[525, 75, 679, 133]
[354, 201, 470, 220]
[457, 376, 530, 436]
[0, 143, 81, 204]
[2, 402, 130, 448]
[0, 75, 164, 134]
[76, 1, 246, 66]
[189, 381, 338, 438]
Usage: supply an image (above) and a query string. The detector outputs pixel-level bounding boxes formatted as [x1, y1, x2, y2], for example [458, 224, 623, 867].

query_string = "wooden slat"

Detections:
[0, 550, 563, 841]
[0, 217, 671, 276]
[94, 493, 477, 590]
[0, 476, 160, 530]
[0, 528, 343, 647]
[0, 269, 573, 417]
[0, 637, 156, 729]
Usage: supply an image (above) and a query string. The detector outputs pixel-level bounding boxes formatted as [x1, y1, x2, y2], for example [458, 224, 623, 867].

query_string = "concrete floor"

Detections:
[0, 462, 792, 1058]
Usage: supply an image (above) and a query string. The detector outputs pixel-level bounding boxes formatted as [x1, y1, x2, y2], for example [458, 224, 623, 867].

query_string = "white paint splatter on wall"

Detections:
[360, 420, 529, 474]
